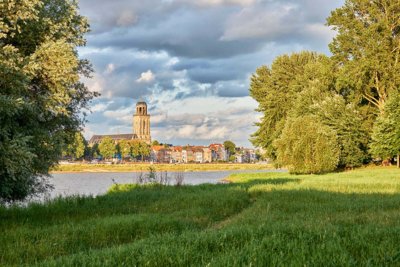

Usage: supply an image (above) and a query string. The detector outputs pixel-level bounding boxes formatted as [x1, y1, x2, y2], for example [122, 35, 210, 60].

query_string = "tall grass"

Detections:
[1, 167, 400, 266]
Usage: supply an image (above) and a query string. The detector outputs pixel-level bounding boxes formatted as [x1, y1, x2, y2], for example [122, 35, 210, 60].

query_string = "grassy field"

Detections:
[1, 167, 400, 266]
[51, 163, 273, 173]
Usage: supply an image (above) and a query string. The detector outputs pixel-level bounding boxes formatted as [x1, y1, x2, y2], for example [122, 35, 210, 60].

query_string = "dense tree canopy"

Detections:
[274, 116, 340, 174]
[98, 137, 116, 160]
[250, 52, 334, 160]
[0, 0, 96, 202]
[370, 93, 400, 163]
[63, 132, 86, 160]
[250, 0, 400, 172]
[327, 0, 400, 112]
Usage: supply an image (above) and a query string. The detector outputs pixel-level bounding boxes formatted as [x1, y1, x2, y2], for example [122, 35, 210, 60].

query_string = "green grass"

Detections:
[1, 167, 400, 266]
[51, 163, 272, 173]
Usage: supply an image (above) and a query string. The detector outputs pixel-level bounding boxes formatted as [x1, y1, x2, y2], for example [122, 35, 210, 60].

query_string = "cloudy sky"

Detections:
[78, 0, 344, 147]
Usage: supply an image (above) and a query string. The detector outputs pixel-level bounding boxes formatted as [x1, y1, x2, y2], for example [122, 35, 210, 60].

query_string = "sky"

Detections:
[78, 0, 344, 147]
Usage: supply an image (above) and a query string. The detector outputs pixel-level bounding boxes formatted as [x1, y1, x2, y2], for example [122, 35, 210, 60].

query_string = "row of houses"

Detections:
[151, 144, 226, 163]
[234, 148, 257, 163]
[151, 144, 257, 163]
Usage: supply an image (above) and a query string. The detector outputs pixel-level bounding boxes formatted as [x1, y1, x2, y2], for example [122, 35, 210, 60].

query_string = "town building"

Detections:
[89, 101, 151, 145]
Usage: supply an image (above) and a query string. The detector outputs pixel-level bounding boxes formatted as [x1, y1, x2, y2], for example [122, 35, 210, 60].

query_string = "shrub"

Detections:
[274, 116, 340, 174]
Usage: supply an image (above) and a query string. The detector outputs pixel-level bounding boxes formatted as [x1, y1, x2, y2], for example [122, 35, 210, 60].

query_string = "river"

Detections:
[47, 170, 284, 199]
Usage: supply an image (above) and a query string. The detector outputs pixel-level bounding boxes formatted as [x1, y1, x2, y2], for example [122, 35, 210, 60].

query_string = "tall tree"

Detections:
[370, 93, 400, 167]
[119, 140, 133, 159]
[223, 140, 236, 157]
[249, 52, 330, 158]
[139, 142, 151, 162]
[131, 141, 141, 159]
[98, 137, 116, 160]
[63, 132, 86, 160]
[0, 0, 96, 202]
[274, 116, 340, 174]
[327, 0, 400, 113]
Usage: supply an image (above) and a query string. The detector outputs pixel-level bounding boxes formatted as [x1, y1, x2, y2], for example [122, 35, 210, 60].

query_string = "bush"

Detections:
[274, 116, 340, 174]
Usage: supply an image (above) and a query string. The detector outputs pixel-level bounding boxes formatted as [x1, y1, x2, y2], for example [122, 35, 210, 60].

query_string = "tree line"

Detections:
[250, 0, 400, 174]
[62, 134, 151, 162]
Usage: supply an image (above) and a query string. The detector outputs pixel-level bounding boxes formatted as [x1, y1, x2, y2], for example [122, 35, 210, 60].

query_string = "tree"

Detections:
[370, 93, 400, 167]
[89, 143, 100, 159]
[249, 52, 329, 159]
[0, 0, 96, 202]
[139, 142, 151, 161]
[152, 140, 160, 146]
[223, 140, 236, 157]
[63, 132, 86, 160]
[98, 137, 117, 160]
[327, 0, 400, 113]
[292, 88, 369, 168]
[131, 141, 141, 159]
[274, 116, 340, 174]
[312, 95, 369, 168]
[119, 140, 138, 160]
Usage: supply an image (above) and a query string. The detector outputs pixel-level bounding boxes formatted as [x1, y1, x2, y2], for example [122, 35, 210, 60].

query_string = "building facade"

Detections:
[89, 101, 151, 145]
[133, 102, 151, 144]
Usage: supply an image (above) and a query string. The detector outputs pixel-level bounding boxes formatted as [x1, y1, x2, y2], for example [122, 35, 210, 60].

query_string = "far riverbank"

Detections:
[51, 163, 274, 173]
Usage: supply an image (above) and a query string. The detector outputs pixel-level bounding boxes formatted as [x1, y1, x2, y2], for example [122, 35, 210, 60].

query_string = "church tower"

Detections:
[133, 101, 151, 144]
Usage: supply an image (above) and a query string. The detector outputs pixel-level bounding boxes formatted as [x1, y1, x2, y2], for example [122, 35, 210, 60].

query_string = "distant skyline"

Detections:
[79, 0, 344, 147]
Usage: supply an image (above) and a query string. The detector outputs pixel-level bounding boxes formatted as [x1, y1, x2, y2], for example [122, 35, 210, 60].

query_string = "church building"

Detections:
[89, 101, 151, 145]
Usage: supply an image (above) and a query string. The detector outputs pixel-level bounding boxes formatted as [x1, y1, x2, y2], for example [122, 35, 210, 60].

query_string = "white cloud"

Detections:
[149, 95, 260, 145]
[136, 70, 155, 83]
[91, 103, 109, 112]
[305, 23, 337, 43]
[104, 107, 134, 124]
[178, 0, 256, 7]
[104, 63, 115, 75]
[116, 10, 138, 27]
[83, 74, 105, 94]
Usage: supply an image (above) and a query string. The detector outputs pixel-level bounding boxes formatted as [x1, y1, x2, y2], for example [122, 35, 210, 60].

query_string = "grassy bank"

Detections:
[51, 163, 273, 173]
[1, 167, 400, 266]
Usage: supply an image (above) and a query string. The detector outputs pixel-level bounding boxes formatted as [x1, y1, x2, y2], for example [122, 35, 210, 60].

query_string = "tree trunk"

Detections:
[397, 154, 400, 168]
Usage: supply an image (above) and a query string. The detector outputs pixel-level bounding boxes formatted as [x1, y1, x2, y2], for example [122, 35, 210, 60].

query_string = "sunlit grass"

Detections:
[51, 163, 273, 173]
[1, 167, 400, 266]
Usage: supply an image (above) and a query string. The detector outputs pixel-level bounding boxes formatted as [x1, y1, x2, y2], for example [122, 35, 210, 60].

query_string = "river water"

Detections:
[47, 170, 284, 199]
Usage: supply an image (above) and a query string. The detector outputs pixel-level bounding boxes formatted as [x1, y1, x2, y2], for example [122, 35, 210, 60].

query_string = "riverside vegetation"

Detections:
[1, 167, 400, 266]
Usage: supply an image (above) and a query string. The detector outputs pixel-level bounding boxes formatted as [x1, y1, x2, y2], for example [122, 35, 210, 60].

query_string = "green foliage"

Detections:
[118, 140, 133, 158]
[274, 116, 340, 174]
[98, 137, 116, 160]
[312, 95, 369, 168]
[249, 52, 329, 159]
[151, 140, 160, 146]
[88, 143, 100, 159]
[0, 0, 95, 202]
[63, 132, 86, 160]
[370, 93, 400, 159]
[139, 142, 151, 161]
[2, 169, 400, 266]
[250, 0, 400, 171]
[229, 155, 236, 162]
[223, 140, 236, 156]
[327, 0, 400, 112]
